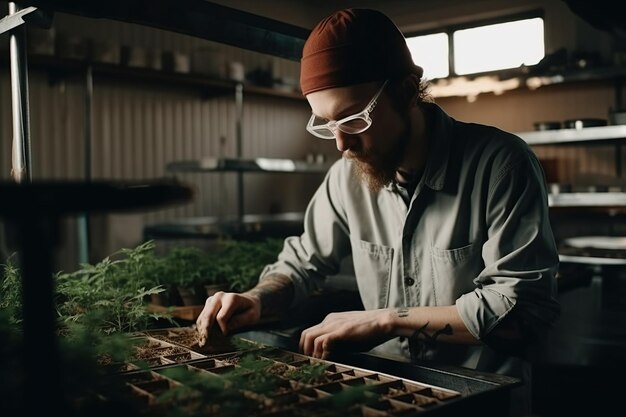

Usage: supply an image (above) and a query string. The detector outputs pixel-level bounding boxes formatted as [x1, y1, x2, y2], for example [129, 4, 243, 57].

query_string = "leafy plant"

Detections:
[160, 246, 208, 293]
[152, 238, 284, 297]
[153, 352, 290, 417]
[201, 238, 284, 292]
[0, 305, 142, 417]
[156, 365, 260, 417]
[0, 253, 22, 325]
[285, 361, 329, 384]
[55, 240, 173, 334]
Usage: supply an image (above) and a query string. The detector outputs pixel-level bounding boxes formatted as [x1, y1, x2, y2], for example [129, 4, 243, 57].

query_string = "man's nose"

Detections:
[334, 130, 358, 152]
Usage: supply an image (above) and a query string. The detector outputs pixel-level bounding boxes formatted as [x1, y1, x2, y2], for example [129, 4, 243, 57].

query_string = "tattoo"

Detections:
[408, 322, 454, 361]
[397, 308, 409, 318]
[410, 322, 453, 342]
[246, 274, 294, 318]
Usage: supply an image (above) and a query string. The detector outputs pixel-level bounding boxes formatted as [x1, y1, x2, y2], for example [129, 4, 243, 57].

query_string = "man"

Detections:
[196, 8, 559, 413]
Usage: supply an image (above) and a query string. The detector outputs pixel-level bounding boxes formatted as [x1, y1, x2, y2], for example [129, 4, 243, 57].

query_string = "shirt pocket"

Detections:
[352, 239, 393, 310]
[430, 242, 482, 305]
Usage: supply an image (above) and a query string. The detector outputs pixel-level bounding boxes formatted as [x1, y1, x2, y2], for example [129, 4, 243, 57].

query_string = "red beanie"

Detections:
[300, 8, 423, 96]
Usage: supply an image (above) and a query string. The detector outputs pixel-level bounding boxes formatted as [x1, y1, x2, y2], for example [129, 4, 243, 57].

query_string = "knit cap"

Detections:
[300, 8, 423, 95]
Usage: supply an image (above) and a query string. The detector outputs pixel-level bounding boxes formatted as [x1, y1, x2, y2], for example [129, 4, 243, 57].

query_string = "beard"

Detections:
[346, 150, 399, 192]
[344, 114, 411, 192]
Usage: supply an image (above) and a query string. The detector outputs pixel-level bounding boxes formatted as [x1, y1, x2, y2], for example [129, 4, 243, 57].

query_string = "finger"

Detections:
[215, 293, 239, 335]
[196, 295, 222, 346]
[300, 324, 326, 357]
[195, 298, 211, 346]
[315, 332, 339, 360]
[298, 328, 308, 353]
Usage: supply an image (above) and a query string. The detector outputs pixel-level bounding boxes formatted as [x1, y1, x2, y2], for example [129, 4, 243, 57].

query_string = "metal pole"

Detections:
[77, 66, 93, 264]
[8, 2, 32, 183]
[235, 82, 244, 222]
[16, 213, 65, 416]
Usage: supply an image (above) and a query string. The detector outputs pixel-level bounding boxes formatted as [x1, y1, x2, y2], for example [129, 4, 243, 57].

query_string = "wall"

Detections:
[0, 1, 622, 270]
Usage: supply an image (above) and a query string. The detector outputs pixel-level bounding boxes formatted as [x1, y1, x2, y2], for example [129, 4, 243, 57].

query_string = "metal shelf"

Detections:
[0, 54, 306, 101]
[517, 125, 626, 145]
[166, 157, 333, 174]
[548, 192, 626, 207]
[558, 254, 626, 265]
[143, 212, 306, 240]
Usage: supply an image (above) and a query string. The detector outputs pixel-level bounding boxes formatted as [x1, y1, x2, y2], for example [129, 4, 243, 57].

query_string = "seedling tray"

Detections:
[93, 327, 480, 416]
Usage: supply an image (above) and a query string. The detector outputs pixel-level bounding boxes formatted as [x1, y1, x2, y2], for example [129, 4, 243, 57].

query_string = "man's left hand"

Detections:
[298, 309, 395, 359]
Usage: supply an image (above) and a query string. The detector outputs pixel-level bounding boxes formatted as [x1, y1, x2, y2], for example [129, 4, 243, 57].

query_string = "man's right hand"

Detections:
[195, 291, 261, 347]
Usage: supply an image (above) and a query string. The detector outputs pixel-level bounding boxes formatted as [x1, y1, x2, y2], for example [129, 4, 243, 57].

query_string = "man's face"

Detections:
[306, 81, 411, 191]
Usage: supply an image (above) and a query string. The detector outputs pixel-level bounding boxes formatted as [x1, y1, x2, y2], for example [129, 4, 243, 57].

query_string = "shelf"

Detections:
[558, 254, 626, 265]
[430, 66, 626, 99]
[166, 157, 333, 174]
[548, 192, 626, 207]
[525, 66, 626, 89]
[517, 125, 626, 145]
[143, 212, 306, 240]
[0, 54, 306, 101]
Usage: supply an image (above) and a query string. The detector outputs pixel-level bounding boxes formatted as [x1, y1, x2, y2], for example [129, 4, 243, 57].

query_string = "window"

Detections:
[454, 18, 544, 75]
[406, 33, 449, 80]
[406, 12, 544, 79]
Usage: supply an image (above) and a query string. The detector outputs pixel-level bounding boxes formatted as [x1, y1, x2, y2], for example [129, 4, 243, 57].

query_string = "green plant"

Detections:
[154, 238, 284, 296]
[55, 241, 174, 334]
[156, 365, 260, 417]
[0, 253, 22, 325]
[153, 352, 289, 417]
[285, 361, 329, 384]
[0, 304, 142, 417]
[161, 246, 210, 293]
[201, 238, 284, 292]
[0, 242, 192, 417]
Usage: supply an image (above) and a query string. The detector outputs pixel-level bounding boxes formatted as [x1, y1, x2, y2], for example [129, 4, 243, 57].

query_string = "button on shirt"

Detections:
[260, 103, 560, 365]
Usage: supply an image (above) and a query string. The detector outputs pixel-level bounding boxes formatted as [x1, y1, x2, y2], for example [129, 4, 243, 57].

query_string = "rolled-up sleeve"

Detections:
[456, 149, 560, 341]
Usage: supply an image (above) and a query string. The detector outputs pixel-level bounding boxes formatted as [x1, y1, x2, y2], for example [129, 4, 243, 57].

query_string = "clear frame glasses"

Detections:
[306, 80, 388, 140]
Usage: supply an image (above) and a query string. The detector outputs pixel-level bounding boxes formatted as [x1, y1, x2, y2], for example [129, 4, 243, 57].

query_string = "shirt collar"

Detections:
[384, 102, 453, 193]
[421, 102, 453, 191]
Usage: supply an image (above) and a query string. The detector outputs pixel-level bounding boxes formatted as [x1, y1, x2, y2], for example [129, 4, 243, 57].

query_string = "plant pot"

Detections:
[204, 283, 229, 297]
[150, 286, 183, 307]
[177, 286, 206, 306]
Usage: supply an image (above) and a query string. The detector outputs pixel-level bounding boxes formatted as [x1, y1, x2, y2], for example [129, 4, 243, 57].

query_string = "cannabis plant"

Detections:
[0, 253, 22, 325]
[203, 238, 284, 292]
[55, 240, 173, 334]
[161, 246, 209, 293]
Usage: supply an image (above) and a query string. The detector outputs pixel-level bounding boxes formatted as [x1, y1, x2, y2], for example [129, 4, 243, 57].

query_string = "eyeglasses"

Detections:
[306, 80, 388, 140]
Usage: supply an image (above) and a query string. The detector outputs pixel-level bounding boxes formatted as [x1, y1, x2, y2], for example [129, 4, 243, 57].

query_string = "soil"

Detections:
[150, 326, 254, 355]
[133, 344, 186, 360]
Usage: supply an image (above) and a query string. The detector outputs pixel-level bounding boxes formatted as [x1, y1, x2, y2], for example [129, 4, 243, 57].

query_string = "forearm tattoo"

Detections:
[398, 317, 454, 361]
[246, 274, 294, 317]
[411, 322, 453, 342]
[397, 308, 409, 317]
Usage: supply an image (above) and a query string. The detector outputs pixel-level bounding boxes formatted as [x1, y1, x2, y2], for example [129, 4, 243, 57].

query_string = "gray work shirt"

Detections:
[261, 103, 560, 369]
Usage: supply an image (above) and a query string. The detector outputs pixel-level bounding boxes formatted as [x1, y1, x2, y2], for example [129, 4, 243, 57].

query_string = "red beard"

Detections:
[344, 148, 398, 192]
